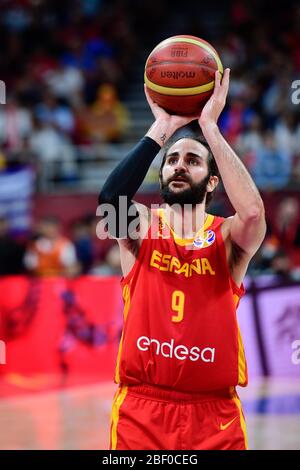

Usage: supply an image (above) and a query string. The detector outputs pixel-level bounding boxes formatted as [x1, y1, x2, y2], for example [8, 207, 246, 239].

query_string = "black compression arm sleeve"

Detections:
[99, 137, 160, 204]
[98, 136, 161, 237]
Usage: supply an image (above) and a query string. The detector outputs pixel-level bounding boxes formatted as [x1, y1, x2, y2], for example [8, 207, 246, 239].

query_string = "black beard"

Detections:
[160, 174, 210, 207]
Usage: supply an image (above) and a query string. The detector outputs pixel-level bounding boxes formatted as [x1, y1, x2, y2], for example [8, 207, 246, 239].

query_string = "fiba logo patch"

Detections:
[193, 230, 216, 249]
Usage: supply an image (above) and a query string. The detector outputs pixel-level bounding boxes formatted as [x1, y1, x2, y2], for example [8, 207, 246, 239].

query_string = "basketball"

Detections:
[144, 35, 223, 115]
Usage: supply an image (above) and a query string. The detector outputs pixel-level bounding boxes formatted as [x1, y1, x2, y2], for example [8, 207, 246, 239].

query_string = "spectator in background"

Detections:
[2, 1, 32, 32]
[274, 112, 300, 156]
[0, 95, 32, 151]
[272, 197, 300, 266]
[35, 91, 75, 137]
[83, 84, 130, 143]
[219, 94, 255, 145]
[258, 197, 300, 278]
[44, 62, 84, 108]
[30, 45, 58, 84]
[24, 216, 79, 277]
[61, 36, 112, 73]
[89, 243, 121, 276]
[0, 216, 25, 276]
[235, 114, 264, 172]
[252, 130, 292, 189]
[262, 71, 295, 124]
[270, 250, 292, 278]
[291, 150, 300, 187]
[72, 218, 94, 274]
[217, 35, 247, 73]
[29, 116, 78, 185]
[72, 214, 115, 274]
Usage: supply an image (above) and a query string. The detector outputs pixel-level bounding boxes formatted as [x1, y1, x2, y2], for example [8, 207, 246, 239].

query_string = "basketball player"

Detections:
[99, 69, 266, 450]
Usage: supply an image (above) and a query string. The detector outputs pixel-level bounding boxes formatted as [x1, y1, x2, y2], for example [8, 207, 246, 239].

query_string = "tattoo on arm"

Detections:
[160, 133, 167, 145]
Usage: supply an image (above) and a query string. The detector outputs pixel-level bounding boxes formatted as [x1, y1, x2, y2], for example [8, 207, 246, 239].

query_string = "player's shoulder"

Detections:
[208, 213, 227, 230]
[209, 214, 233, 240]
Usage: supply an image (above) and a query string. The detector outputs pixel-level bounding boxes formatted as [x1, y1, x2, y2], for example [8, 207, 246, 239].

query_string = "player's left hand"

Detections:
[198, 68, 230, 128]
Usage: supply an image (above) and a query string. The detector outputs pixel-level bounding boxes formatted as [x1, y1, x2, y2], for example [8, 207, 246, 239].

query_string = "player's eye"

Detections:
[189, 158, 199, 165]
[167, 157, 177, 164]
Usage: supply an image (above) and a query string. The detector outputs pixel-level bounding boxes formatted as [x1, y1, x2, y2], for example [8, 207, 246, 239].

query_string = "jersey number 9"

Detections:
[171, 290, 185, 323]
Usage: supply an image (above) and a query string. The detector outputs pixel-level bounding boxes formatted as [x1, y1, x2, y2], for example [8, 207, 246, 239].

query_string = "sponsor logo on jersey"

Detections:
[137, 336, 215, 363]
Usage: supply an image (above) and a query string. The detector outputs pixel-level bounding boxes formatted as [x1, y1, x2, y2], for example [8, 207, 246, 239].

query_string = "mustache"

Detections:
[167, 172, 191, 185]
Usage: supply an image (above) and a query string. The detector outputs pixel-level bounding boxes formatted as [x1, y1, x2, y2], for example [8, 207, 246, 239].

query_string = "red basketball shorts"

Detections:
[109, 384, 248, 450]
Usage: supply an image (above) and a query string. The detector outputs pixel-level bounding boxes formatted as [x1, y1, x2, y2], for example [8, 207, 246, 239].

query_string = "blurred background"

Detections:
[0, 0, 299, 450]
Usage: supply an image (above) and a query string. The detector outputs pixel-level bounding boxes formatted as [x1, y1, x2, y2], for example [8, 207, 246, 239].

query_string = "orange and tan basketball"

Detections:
[144, 35, 223, 115]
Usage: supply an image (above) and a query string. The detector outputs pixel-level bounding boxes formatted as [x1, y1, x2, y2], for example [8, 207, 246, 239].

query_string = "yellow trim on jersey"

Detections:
[110, 385, 128, 450]
[158, 209, 214, 246]
[237, 326, 247, 385]
[233, 293, 239, 307]
[233, 293, 247, 386]
[231, 391, 249, 449]
[114, 284, 131, 384]
[145, 37, 223, 96]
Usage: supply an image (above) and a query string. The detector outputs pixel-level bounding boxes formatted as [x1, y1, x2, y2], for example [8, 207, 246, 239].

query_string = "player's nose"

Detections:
[174, 157, 188, 173]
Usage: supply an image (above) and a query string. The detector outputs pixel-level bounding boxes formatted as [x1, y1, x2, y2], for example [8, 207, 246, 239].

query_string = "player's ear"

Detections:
[207, 175, 219, 193]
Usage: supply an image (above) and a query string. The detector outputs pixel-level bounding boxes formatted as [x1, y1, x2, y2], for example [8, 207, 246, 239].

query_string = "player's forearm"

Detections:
[202, 123, 264, 221]
[146, 118, 181, 147]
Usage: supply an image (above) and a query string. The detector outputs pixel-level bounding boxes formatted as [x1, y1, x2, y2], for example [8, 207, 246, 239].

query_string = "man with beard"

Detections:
[99, 69, 266, 450]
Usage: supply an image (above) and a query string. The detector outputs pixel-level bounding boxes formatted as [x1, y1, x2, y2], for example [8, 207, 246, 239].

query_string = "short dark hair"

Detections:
[159, 134, 220, 207]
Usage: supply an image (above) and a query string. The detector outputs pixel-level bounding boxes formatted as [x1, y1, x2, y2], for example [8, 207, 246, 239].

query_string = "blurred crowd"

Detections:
[0, 214, 121, 277]
[0, 0, 135, 182]
[0, 0, 299, 187]
[0, 0, 299, 279]
[250, 196, 300, 279]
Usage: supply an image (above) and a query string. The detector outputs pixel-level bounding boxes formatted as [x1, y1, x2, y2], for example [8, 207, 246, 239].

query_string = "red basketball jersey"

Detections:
[115, 209, 247, 392]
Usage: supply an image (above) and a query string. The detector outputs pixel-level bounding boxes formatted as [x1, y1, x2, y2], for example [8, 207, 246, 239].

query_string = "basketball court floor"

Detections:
[0, 377, 299, 450]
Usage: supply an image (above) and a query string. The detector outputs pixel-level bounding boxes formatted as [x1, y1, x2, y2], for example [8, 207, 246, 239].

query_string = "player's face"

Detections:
[160, 138, 211, 206]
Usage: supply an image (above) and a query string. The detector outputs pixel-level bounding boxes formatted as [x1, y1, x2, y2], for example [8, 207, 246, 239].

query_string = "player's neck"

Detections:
[165, 203, 207, 239]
